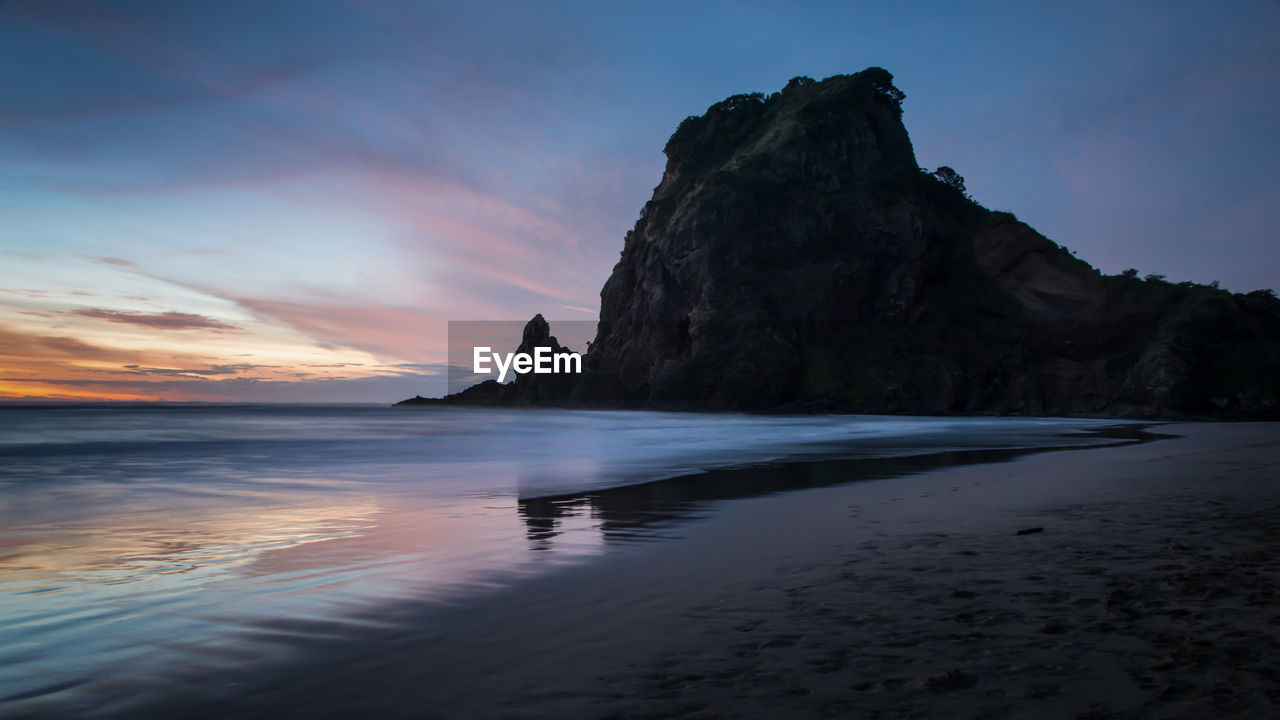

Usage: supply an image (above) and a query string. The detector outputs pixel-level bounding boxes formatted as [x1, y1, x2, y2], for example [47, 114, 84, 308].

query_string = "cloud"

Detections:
[0, 325, 137, 363]
[118, 363, 266, 377]
[229, 296, 444, 362]
[0, 1, 347, 125]
[87, 256, 138, 267]
[72, 308, 241, 331]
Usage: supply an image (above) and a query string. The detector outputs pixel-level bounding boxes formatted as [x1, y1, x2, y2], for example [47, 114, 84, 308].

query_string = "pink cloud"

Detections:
[232, 297, 447, 362]
[72, 308, 241, 332]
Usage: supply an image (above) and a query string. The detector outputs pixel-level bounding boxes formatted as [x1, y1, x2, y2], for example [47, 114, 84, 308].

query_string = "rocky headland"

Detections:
[399, 69, 1279, 418]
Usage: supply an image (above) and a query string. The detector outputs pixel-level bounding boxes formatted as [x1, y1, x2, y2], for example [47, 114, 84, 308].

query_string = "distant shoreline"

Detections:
[0, 399, 1262, 423]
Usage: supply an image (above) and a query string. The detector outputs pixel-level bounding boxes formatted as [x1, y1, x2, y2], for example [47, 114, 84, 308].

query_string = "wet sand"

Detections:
[29, 422, 1280, 719]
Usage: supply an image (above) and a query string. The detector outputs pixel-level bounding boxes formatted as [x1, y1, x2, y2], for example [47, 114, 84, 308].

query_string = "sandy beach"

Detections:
[24, 421, 1280, 719]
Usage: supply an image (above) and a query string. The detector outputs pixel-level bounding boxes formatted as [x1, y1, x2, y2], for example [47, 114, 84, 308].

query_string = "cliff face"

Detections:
[404, 69, 1280, 418]
[581, 69, 1278, 418]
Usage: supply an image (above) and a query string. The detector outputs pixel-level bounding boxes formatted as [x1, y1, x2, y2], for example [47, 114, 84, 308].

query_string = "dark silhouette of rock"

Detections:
[401, 69, 1280, 419]
[395, 314, 584, 407]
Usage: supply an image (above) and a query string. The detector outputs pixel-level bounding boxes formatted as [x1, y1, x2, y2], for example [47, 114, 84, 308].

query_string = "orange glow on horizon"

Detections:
[0, 382, 161, 403]
[0, 314, 445, 403]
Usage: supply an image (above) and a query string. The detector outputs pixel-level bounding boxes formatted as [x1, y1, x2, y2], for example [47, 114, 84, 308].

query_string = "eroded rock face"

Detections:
[581, 69, 1279, 418]
[404, 69, 1279, 418]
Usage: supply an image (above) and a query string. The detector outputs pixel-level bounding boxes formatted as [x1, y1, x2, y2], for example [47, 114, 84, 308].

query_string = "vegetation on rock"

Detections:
[401, 69, 1279, 419]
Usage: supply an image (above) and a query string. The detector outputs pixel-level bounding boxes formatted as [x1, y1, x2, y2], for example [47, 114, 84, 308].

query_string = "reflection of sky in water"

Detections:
[0, 405, 1130, 707]
[0, 481, 604, 705]
[4, 496, 380, 592]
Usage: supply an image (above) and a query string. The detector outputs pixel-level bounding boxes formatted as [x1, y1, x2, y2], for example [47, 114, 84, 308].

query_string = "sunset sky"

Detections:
[3, 0, 1278, 403]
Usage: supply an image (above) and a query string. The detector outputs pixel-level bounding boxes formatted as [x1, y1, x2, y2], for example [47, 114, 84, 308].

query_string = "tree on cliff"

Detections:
[863, 67, 905, 112]
[932, 166, 968, 197]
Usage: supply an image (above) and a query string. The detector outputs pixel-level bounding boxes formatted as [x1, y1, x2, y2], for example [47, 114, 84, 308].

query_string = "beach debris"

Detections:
[1015, 527, 1044, 536]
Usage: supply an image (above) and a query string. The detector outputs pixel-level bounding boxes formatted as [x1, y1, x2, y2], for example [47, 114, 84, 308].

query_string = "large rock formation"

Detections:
[401, 69, 1280, 418]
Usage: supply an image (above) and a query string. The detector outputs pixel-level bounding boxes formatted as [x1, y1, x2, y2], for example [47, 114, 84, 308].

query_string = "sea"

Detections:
[0, 404, 1133, 711]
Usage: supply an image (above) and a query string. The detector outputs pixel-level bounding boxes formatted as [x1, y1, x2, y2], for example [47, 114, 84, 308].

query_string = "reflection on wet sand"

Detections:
[0, 497, 383, 595]
[518, 425, 1168, 552]
[0, 408, 1158, 714]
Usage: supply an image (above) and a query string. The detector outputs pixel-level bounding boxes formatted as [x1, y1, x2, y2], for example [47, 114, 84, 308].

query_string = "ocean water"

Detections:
[0, 404, 1129, 709]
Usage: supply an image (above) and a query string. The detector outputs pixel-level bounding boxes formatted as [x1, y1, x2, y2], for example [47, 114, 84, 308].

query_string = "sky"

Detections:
[2, 0, 1277, 403]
